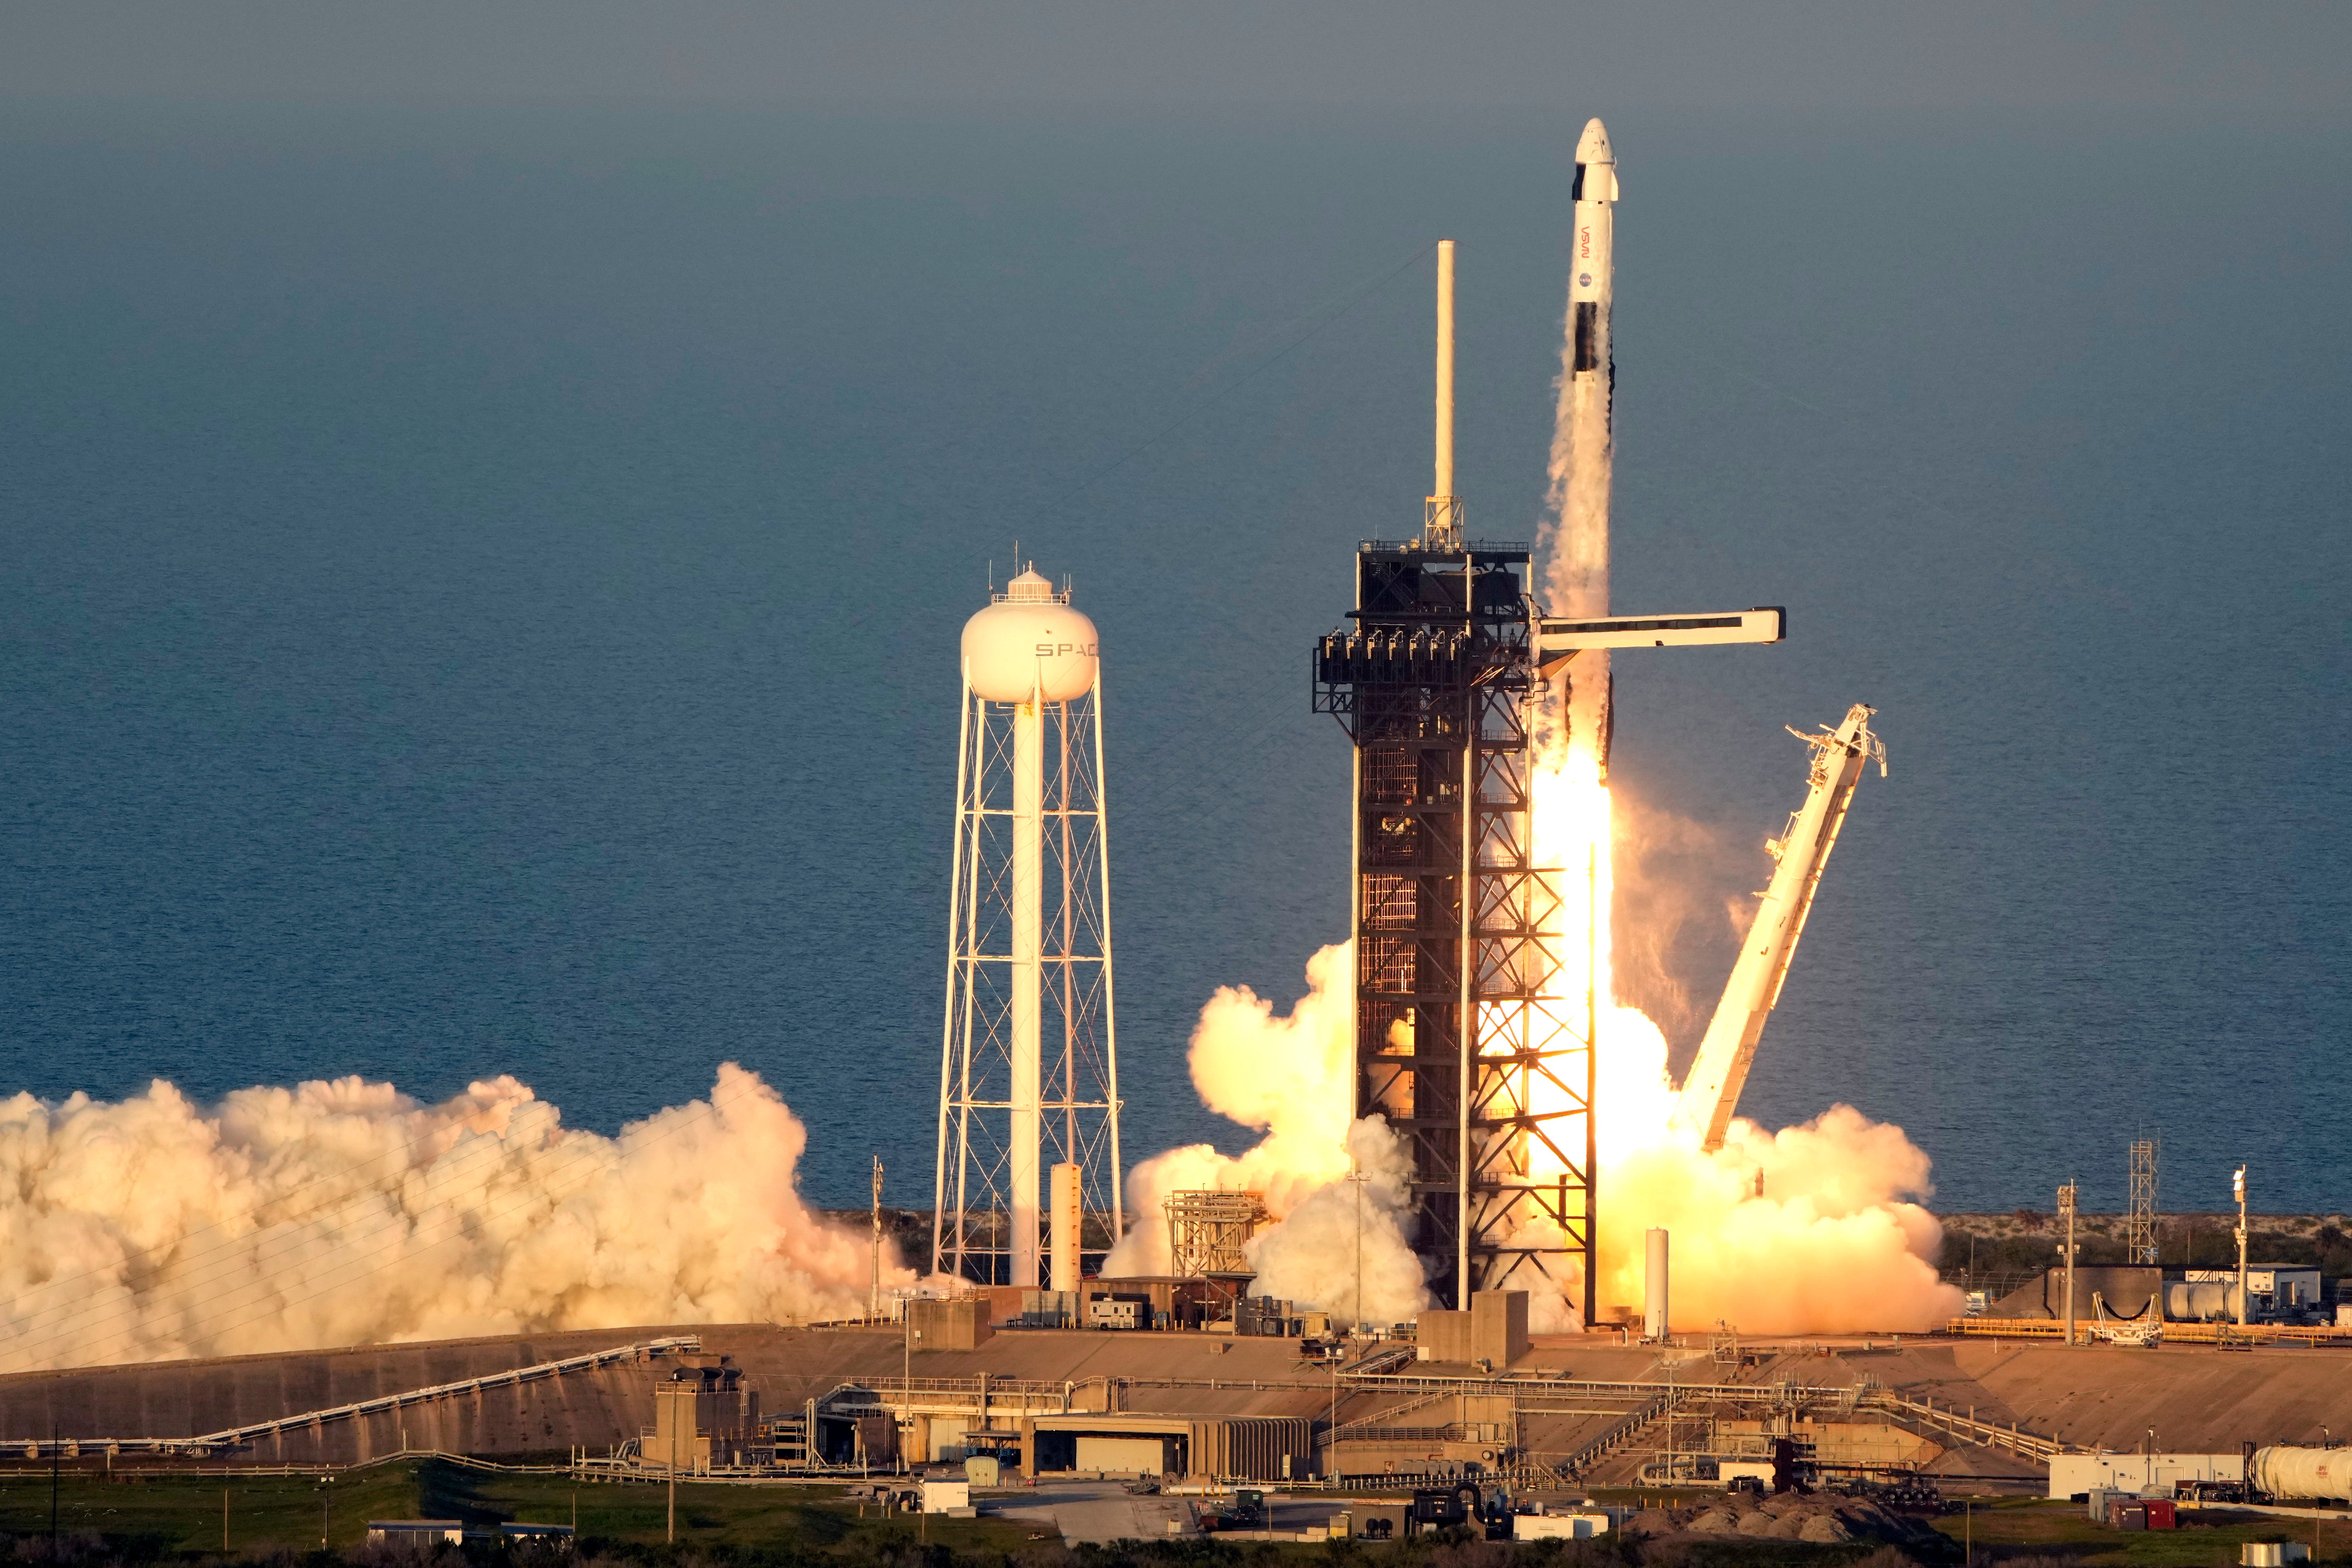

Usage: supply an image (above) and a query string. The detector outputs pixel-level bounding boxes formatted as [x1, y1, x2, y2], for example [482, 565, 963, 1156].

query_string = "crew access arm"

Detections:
[1671, 703, 1886, 1151]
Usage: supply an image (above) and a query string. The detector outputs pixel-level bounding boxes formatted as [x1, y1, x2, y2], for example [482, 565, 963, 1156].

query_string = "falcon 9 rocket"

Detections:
[1548, 117, 1619, 768]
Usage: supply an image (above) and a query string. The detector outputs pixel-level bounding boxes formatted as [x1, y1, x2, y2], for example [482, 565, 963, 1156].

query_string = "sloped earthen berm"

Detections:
[0, 1325, 2346, 1472]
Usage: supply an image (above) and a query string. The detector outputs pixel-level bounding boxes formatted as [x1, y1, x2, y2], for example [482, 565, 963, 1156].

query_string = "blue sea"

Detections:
[1, 101, 2344, 1215]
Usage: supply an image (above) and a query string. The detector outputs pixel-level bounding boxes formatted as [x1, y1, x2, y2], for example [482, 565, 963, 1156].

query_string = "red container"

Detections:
[2146, 1500, 2177, 1530]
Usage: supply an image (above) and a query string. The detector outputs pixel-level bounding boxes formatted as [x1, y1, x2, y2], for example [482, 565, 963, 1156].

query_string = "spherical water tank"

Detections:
[961, 568, 1099, 703]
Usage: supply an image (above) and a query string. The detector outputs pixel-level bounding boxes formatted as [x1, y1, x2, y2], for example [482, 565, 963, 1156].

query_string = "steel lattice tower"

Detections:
[934, 570, 1122, 1286]
[1311, 243, 1595, 1313]
[2128, 1138, 2160, 1265]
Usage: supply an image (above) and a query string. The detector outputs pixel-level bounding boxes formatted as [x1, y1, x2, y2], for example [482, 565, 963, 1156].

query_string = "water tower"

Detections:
[932, 568, 1123, 1287]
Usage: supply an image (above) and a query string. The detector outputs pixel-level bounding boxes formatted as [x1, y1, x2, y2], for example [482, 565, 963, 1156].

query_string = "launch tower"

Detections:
[1312, 244, 1593, 1312]
[934, 570, 1122, 1285]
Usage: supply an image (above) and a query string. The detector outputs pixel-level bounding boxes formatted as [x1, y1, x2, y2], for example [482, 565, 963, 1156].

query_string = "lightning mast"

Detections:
[2127, 1138, 2161, 1265]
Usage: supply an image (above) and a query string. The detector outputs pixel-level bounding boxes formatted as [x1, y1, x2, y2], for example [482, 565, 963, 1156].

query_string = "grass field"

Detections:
[0, 1461, 1036, 1557]
[1582, 1487, 2350, 1568]
[1, 1465, 2346, 1566]
[1923, 1496, 2346, 1568]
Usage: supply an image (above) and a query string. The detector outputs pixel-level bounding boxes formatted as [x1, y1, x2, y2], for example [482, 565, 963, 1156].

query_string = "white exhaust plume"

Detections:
[1102, 943, 1431, 1327]
[0, 1064, 903, 1372]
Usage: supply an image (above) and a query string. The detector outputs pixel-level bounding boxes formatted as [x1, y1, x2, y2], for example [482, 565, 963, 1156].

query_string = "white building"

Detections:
[2185, 1266, 2323, 1309]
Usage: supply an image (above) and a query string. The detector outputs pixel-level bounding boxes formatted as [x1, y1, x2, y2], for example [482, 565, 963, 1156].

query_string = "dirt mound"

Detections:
[1630, 1493, 1942, 1550]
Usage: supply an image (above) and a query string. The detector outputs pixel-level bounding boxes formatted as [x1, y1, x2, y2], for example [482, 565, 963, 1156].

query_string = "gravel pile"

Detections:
[1622, 1494, 1941, 1549]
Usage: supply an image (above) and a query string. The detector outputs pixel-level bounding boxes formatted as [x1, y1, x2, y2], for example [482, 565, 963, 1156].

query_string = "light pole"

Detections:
[2057, 1182, 2079, 1347]
[871, 1154, 885, 1320]
[1345, 1164, 1371, 1332]
[1329, 1357, 1339, 1483]
[2234, 1165, 2250, 1328]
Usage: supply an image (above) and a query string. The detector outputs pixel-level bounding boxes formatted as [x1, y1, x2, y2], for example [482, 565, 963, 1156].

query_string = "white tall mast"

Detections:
[1008, 673, 1043, 1287]
[1427, 240, 1461, 548]
[1672, 703, 1887, 1150]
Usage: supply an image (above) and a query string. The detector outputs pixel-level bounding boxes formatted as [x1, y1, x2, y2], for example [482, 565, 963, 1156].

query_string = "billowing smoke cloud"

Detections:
[1103, 944, 1432, 1327]
[0, 1064, 901, 1372]
[1529, 1096, 1963, 1335]
[1244, 1118, 1424, 1330]
[1112, 922, 1959, 1336]
[1610, 788, 1752, 1063]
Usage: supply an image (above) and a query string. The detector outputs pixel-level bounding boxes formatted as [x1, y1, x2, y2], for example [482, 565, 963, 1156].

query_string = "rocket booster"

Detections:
[1568, 118, 1618, 389]
[1552, 117, 1619, 768]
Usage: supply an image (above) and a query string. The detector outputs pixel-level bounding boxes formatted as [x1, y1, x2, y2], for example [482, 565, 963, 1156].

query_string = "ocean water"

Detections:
[0, 102, 2345, 1216]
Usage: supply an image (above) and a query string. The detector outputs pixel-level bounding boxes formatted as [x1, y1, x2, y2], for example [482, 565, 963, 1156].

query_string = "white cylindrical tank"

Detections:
[961, 569, 1100, 703]
[2164, 1281, 2242, 1321]
[1050, 1162, 1082, 1295]
[2250, 1445, 2352, 1501]
[1644, 1228, 1669, 1340]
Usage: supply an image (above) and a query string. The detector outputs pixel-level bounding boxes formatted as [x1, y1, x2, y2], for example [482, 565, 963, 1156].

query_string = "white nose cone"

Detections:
[961, 568, 1100, 703]
[1575, 117, 1614, 167]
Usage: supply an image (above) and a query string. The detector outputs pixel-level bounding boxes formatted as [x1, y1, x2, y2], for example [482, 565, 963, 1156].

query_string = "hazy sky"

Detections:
[6, 1, 2348, 116]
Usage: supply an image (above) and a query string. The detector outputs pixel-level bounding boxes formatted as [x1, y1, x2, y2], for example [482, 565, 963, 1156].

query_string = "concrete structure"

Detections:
[368, 1522, 464, 1546]
[1994, 1266, 2163, 1322]
[908, 1298, 993, 1351]
[1415, 1290, 1529, 1366]
[17, 1318, 2352, 1489]
[647, 1356, 759, 1471]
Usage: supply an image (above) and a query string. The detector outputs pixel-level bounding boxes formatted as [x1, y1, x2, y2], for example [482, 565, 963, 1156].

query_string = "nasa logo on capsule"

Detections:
[1579, 273, 1593, 288]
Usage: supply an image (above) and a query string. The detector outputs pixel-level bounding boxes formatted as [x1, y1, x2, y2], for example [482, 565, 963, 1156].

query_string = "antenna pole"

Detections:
[871, 1154, 884, 1319]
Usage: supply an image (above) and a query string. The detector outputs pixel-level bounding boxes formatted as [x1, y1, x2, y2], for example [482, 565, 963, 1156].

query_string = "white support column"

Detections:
[1434, 238, 1455, 503]
[1049, 1162, 1081, 1294]
[1010, 687, 1044, 1288]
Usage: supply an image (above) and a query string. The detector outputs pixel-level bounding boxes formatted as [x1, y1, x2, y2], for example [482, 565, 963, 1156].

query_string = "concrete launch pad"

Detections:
[5, 1323, 2350, 1491]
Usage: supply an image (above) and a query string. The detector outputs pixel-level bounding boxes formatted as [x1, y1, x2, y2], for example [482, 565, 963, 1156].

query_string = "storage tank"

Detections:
[2164, 1280, 2243, 1322]
[2250, 1446, 2352, 1501]
[961, 569, 1099, 703]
